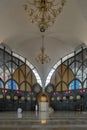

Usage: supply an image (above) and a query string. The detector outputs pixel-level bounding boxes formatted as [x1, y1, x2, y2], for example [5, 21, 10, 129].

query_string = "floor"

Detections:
[0, 111, 87, 130]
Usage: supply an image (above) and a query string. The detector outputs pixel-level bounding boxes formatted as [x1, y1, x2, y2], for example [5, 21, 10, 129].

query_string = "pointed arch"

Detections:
[5, 79, 18, 90]
[20, 81, 31, 92]
[56, 81, 68, 92]
[69, 79, 82, 90]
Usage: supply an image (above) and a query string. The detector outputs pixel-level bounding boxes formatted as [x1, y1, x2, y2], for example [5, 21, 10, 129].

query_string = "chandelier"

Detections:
[23, 0, 66, 32]
[35, 35, 51, 64]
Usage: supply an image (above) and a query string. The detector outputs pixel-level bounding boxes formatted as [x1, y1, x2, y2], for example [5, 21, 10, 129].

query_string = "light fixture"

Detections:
[23, 0, 66, 32]
[41, 119, 46, 124]
[35, 35, 51, 64]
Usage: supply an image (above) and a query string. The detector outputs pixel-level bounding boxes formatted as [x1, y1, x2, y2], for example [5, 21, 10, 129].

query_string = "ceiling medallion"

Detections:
[23, 0, 66, 32]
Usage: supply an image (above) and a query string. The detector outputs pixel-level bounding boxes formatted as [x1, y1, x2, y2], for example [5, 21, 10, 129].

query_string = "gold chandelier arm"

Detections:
[23, 0, 66, 32]
[26, 0, 35, 5]
[26, 0, 41, 5]
[35, 35, 51, 64]
[51, 0, 65, 6]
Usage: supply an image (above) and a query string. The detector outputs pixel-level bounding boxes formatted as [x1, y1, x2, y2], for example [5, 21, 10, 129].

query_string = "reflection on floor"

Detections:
[0, 111, 87, 130]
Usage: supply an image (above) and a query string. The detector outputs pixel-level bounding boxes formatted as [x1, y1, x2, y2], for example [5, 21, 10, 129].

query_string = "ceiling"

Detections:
[0, 0, 87, 86]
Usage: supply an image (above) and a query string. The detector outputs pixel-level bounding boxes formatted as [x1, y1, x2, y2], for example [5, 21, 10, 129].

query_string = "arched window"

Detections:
[69, 80, 82, 90]
[0, 45, 42, 89]
[20, 82, 31, 92]
[56, 82, 67, 92]
[45, 52, 74, 86]
[0, 79, 3, 88]
[5, 79, 18, 90]
[83, 79, 87, 88]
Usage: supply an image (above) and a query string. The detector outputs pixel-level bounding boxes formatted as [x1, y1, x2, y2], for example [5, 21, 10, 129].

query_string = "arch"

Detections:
[26, 69, 37, 85]
[83, 78, 87, 88]
[20, 82, 31, 92]
[75, 64, 87, 82]
[45, 48, 87, 87]
[0, 47, 42, 87]
[50, 70, 61, 85]
[45, 83, 54, 94]
[45, 52, 74, 86]
[13, 64, 37, 85]
[0, 79, 4, 88]
[56, 81, 67, 92]
[0, 44, 42, 91]
[5, 79, 18, 90]
[33, 83, 42, 94]
[0, 66, 11, 81]
[69, 79, 82, 90]
[37, 92, 50, 106]
[50, 64, 74, 88]
[13, 64, 26, 83]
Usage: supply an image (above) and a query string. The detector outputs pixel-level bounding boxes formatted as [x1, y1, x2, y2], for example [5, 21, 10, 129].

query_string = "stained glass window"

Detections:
[69, 80, 82, 90]
[6, 80, 18, 90]
[0, 79, 3, 88]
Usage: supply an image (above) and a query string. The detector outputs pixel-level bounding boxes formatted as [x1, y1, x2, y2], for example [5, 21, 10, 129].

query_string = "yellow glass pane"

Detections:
[20, 83, 31, 92]
[13, 64, 37, 85]
[56, 84, 61, 91]
[20, 84, 25, 91]
[62, 83, 67, 91]
[50, 64, 74, 86]
[26, 84, 31, 92]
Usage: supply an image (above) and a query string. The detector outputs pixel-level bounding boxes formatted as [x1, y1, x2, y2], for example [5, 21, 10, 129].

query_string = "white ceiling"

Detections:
[0, 0, 87, 86]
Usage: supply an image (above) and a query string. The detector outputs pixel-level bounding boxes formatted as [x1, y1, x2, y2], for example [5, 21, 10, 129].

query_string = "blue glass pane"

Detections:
[76, 80, 79, 89]
[0, 80, 2, 88]
[13, 80, 16, 90]
[70, 80, 74, 90]
[8, 80, 17, 90]
[70, 80, 80, 90]
[8, 80, 11, 89]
